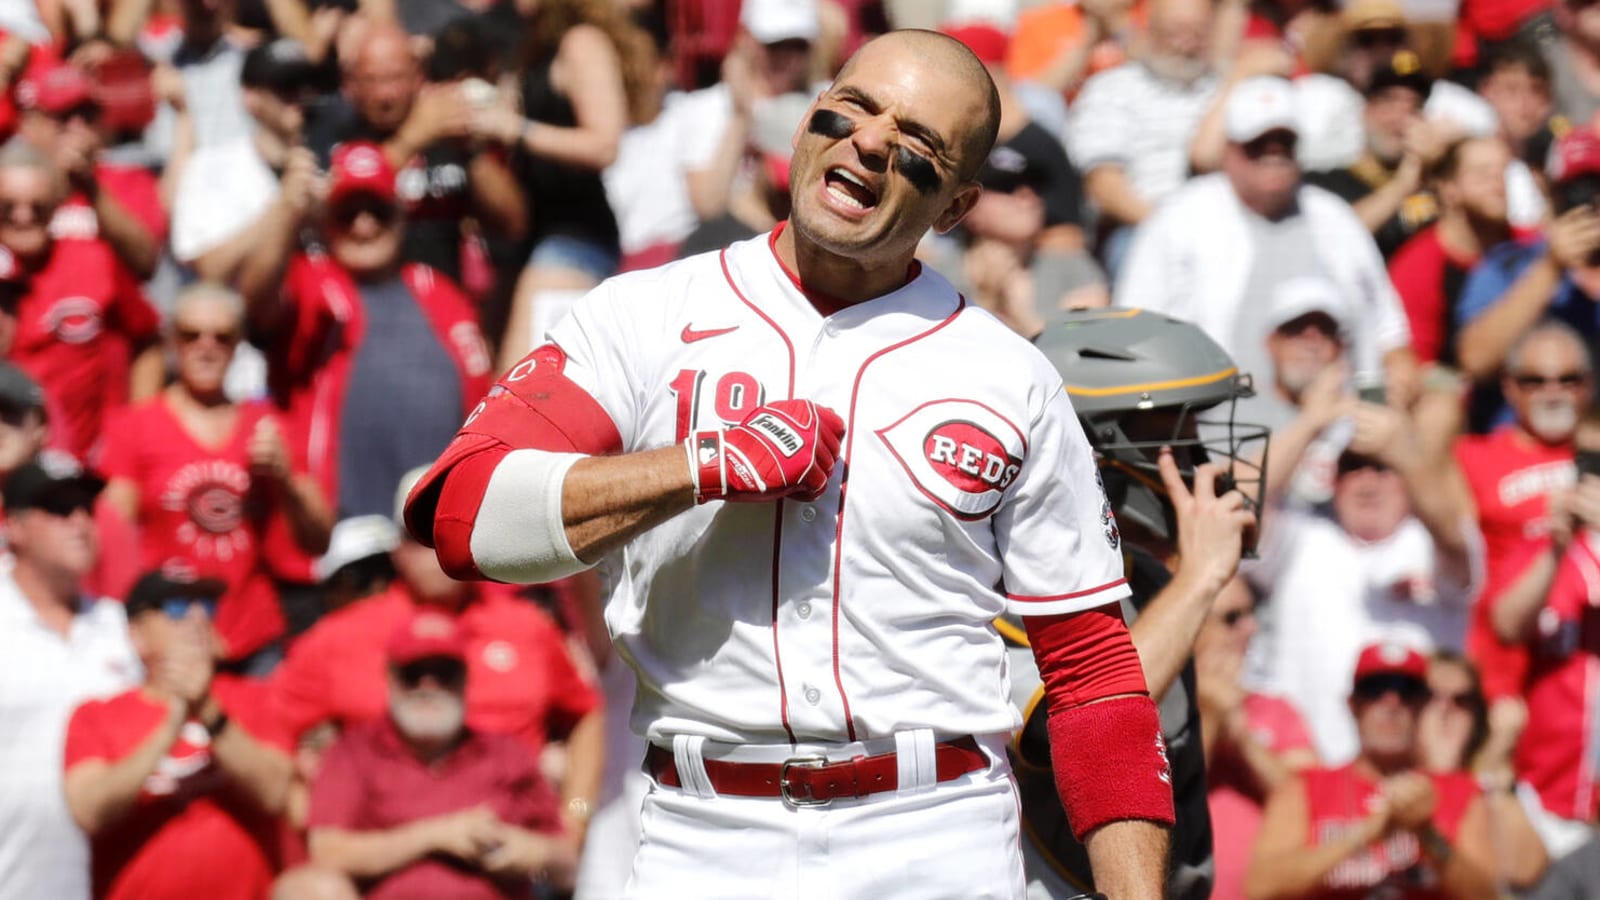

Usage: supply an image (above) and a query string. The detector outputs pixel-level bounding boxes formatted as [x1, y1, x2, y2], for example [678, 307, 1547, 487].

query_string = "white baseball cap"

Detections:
[1225, 76, 1300, 144]
[315, 515, 401, 582]
[1268, 276, 1349, 335]
[741, 0, 819, 44]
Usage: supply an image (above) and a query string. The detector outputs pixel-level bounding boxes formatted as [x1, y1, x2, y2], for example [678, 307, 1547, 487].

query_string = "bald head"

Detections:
[840, 31, 1001, 183]
[353, 23, 414, 73]
[347, 23, 420, 134]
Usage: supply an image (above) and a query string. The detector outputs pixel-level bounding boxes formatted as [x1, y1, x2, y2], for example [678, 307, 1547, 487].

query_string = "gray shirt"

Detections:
[337, 277, 464, 519]
[1230, 206, 1331, 431]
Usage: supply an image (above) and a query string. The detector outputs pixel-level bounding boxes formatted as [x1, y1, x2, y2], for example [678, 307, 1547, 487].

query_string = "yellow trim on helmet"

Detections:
[1065, 366, 1239, 398]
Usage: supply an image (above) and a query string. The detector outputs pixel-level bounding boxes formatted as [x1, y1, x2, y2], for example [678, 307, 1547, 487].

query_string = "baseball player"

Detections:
[405, 31, 1173, 899]
[1011, 309, 1269, 899]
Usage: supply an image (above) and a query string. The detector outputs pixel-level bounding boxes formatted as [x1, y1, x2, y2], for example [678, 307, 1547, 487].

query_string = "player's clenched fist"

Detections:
[686, 400, 845, 503]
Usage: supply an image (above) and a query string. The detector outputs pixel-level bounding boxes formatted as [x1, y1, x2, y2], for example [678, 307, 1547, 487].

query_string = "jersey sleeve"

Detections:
[541, 279, 644, 446]
[996, 385, 1132, 616]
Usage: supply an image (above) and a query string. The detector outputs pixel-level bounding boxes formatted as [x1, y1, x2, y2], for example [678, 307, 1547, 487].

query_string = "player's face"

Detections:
[0, 166, 57, 262]
[327, 194, 404, 279]
[1504, 333, 1591, 444]
[785, 42, 985, 261]
[172, 298, 241, 397]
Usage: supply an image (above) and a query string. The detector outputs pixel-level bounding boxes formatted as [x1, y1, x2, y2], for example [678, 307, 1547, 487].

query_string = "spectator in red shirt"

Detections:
[305, 611, 576, 898]
[234, 139, 493, 525]
[1246, 642, 1499, 899]
[14, 59, 165, 280]
[1455, 320, 1591, 699]
[1388, 136, 1514, 368]
[0, 138, 160, 461]
[271, 467, 603, 844]
[62, 570, 295, 900]
[1199, 576, 1320, 900]
[101, 283, 333, 669]
[1482, 403, 1600, 859]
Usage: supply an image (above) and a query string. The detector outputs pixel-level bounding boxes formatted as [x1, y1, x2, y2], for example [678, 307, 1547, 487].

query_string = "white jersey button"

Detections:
[796, 602, 812, 619]
[804, 685, 822, 705]
[800, 506, 817, 522]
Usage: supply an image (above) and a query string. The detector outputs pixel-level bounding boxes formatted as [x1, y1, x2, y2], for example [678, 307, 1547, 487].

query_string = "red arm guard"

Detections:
[402, 345, 622, 580]
[1024, 605, 1176, 839]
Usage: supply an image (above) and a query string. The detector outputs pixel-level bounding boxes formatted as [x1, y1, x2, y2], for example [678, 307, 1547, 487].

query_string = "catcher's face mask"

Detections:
[1086, 386, 1270, 557]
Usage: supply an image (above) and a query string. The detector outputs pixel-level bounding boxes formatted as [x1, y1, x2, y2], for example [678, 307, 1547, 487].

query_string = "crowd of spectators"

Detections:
[5, 0, 1600, 895]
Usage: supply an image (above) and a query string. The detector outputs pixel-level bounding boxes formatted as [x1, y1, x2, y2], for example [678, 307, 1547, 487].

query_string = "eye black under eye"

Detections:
[895, 146, 940, 194]
[808, 108, 855, 140]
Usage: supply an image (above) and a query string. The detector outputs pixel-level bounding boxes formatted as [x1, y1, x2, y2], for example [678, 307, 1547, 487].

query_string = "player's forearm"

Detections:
[1083, 819, 1168, 900]
[562, 447, 697, 562]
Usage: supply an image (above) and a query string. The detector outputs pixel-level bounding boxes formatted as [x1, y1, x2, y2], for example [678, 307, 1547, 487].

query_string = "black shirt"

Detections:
[1305, 161, 1437, 260]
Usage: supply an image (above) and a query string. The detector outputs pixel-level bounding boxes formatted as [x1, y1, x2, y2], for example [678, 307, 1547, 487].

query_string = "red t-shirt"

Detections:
[1517, 534, 1600, 822]
[1456, 427, 1575, 697]
[1208, 693, 1315, 900]
[6, 238, 159, 460]
[63, 676, 292, 900]
[270, 584, 599, 758]
[1387, 225, 1480, 366]
[308, 717, 559, 900]
[51, 163, 169, 246]
[99, 398, 302, 659]
[1299, 764, 1479, 899]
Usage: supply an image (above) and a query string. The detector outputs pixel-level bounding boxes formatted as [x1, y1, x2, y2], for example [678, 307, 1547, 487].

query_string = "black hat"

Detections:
[0, 363, 44, 418]
[1368, 50, 1433, 99]
[2, 458, 103, 515]
[978, 144, 1043, 194]
[242, 39, 316, 95]
[124, 569, 226, 618]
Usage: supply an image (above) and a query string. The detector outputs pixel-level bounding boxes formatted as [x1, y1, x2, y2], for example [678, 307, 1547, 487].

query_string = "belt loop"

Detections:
[672, 735, 717, 799]
[894, 728, 938, 796]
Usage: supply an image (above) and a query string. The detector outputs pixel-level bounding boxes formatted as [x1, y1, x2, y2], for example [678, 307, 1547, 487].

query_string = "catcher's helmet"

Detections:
[1035, 308, 1269, 547]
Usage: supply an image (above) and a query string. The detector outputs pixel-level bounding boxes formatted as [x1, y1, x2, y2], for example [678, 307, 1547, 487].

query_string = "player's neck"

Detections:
[772, 222, 918, 309]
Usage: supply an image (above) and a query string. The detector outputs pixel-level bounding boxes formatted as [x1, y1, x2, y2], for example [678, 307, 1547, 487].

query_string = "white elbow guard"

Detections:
[469, 449, 589, 583]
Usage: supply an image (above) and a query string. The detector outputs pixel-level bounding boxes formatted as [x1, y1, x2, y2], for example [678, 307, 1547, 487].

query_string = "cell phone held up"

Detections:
[1576, 449, 1600, 479]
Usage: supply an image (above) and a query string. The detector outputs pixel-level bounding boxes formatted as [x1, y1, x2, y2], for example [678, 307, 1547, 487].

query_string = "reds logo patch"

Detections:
[877, 400, 1026, 520]
[44, 296, 104, 344]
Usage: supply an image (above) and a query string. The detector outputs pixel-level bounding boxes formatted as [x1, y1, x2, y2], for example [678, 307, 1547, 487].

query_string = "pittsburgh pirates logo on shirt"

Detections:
[876, 399, 1026, 520]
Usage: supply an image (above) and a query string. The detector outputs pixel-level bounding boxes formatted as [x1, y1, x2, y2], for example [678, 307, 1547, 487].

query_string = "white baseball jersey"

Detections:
[547, 230, 1131, 745]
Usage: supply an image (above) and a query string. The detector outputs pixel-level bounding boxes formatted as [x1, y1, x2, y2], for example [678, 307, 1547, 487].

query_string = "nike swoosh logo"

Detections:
[681, 324, 740, 343]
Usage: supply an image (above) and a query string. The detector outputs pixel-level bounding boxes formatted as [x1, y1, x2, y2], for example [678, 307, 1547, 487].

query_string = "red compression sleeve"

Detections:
[1024, 605, 1176, 839]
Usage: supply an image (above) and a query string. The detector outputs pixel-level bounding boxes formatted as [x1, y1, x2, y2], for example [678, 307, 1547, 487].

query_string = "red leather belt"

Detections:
[645, 736, 987, 807]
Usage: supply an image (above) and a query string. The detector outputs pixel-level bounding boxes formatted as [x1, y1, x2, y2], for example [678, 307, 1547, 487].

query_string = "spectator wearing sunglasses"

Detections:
[234, 140, 492, 528]
[1413, 651, 1548, 886]
[1455, 320, 1591, 700]
[302, 611, 575, 897]
[100, 284, 333, 672]
[61, 569, 295, 900]
[0, 459, 140, 900]
[1247, 642, 1499, 899]
[1479, 401, 1600, 861]
[1198, 576, 1320, 900]
[0, 138, 161, 463]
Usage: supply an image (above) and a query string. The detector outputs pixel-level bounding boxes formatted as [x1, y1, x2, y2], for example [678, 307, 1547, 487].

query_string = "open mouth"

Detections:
[824, 167, 879, 211]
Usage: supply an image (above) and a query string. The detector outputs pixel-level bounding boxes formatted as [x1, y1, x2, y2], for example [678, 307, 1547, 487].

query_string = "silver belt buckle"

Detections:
[779, 754, 831, 808]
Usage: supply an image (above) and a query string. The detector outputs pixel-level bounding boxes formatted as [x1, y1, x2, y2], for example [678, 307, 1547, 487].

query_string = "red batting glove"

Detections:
[686, 400, 845, 504]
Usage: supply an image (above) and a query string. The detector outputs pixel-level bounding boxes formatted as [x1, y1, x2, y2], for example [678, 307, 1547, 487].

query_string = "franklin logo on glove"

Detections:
[747, 413, 804, 457]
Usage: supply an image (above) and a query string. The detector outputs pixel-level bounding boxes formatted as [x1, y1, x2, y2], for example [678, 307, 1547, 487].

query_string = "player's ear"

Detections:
[932, 182, 982, 235]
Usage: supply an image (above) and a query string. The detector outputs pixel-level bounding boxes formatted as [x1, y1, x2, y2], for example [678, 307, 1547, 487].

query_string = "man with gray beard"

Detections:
[1454, 321, 1595, 703]
[302, 612, 576, 898]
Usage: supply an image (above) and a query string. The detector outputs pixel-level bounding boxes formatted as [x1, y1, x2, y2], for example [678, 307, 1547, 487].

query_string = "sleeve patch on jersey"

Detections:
[875, 399, 1028, 521]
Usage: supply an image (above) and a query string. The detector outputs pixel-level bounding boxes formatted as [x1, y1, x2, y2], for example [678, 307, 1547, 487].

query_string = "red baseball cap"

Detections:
[940, 23, 1011, 66]
[327, 141, 398, 208]
[386, 611, 467, 665]
[16, 61, 96, 116]
[1351, 641, 1428, 686]
[1548, 128, 1600, 184]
